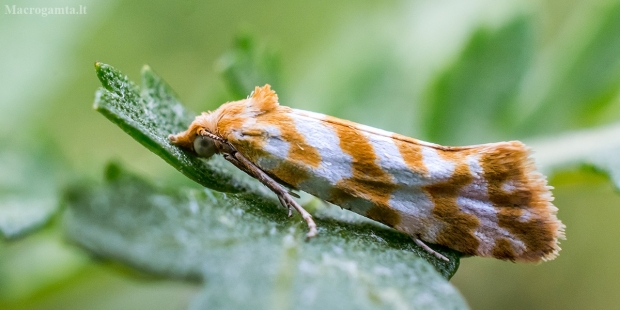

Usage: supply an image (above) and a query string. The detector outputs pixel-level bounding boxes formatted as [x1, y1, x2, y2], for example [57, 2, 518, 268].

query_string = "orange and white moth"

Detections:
[169, 85, 565, 262]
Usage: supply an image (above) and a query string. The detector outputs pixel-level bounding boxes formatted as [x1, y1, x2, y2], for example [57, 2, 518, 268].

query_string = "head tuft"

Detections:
[250, 84, 279, 112]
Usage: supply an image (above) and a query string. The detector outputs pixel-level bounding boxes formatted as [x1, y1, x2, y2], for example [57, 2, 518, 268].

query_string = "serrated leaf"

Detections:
[89, 63, 466, 307]
[64, 163, 466, 309]
[424, 16, 534, 145]
[93, 62, 460, 267]
[93, 62, 261, 194]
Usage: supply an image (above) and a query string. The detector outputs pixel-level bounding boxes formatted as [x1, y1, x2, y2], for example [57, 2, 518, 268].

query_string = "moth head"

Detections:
[168, 119, 219, 159]
[192, 134, 217, 158]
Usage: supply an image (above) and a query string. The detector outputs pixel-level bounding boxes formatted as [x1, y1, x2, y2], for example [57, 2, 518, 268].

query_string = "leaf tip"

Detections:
[94, 62, 115, 91]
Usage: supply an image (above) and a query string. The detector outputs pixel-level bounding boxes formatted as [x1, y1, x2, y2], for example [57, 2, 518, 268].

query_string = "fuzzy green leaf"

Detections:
[93, 62, 260, 194]
[64, 163, 466, 309]
[92, 62, 461, 269]
[89, 62, 465, 308]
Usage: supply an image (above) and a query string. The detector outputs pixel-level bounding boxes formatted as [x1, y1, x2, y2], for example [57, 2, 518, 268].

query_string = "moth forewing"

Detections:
[170, 84, 564, 262]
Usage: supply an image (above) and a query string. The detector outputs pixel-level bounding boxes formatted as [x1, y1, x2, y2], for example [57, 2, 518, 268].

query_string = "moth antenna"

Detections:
[198, 129, 226, 142]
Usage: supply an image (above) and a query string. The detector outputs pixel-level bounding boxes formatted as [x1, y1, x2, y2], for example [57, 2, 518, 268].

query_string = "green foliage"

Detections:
[85, 61, 464, 308]
[528, 122, 620, 191]
[5, 2, 620, 309]
[0, 141, 64, 239]
[94, 62, 259, 194]
[216, 33, 282, 99]
[64, 162, 466, 309]
[520, 3, 620, 134]
[424, 16, 534, 145]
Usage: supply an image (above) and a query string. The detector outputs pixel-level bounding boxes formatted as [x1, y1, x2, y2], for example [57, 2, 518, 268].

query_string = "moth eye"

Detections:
[193, 135, 216, 158]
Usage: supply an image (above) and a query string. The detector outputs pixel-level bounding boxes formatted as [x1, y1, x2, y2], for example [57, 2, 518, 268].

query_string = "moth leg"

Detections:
[223, 152, 318, 239]
[413, 237, 449, 262]
[223, 153, 293, 217]
[278, 188, 301, 217]
[278, 196, 293, 217]
[223, 152, 292, 217]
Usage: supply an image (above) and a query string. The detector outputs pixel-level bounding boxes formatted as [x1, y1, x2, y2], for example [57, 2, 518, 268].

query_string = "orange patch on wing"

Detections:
[480, 141, 561, 261]
[366, 205, 401, 228]
[423, 161, 480, 255]
[392, 134, 427, 176]
[256, 107, 322, 169]
[268, 160, 311, 188]
[327, 187, 351, 207]
[250, 85, 322, 170]
[436, 147, 475, 164]
[492, 238, 518, 261]
[325, 116, 401, 227]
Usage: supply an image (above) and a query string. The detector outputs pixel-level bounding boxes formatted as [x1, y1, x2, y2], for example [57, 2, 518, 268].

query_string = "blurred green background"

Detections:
[2, 0, 620, 309]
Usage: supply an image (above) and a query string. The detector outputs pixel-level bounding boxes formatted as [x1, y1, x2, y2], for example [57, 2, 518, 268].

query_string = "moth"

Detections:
[169, 85, 565, 262]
